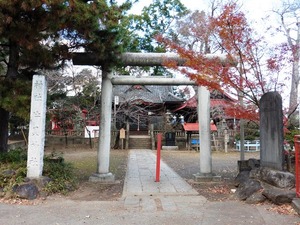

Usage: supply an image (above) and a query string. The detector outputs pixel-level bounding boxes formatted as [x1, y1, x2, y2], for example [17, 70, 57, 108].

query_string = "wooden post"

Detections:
[120, 128, 125, 150]
[156, 133, 162, 182]
[150, 124, 155, 150]
[224, 129, 229, 153]
[125, 121, 129, 150]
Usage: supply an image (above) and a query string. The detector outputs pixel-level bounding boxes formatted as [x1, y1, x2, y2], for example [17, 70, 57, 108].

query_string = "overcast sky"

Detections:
[123, 0, 281, 20]
[120, 0, 283, 41]
[114, 0, 290, 103]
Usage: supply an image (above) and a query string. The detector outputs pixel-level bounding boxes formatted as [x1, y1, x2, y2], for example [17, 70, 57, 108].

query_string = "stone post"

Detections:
[259, 92, 284, 170]
[198, 86, 212, 174]
[89, 69, 115, 182]
[27, 75, 47, 178]
[194, 87, 221, 181]
[224, 129, 229, 153]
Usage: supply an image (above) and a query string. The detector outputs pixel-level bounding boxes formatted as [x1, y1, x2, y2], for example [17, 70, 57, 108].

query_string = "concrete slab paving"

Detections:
[293, 198, 300, 214]
[122, 149, 198, 197]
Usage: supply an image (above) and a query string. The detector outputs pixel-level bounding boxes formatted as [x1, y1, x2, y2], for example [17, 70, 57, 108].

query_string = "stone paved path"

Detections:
[123, 149, 198, 196]
[122, 149, 205, 212]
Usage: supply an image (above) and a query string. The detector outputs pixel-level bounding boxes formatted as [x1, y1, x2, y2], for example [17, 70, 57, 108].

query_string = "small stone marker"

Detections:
[27, 75, 47, 178]
[259, 92, 284, 170]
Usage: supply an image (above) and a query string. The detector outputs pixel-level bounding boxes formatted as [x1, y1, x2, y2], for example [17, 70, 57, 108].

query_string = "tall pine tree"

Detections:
[0, 0, 132, 152]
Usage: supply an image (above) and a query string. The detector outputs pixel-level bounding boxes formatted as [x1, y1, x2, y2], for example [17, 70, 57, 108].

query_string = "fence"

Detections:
[236, 140, 260, 151]
[153, 130, 185, 137]
[46, 130, 82, 136]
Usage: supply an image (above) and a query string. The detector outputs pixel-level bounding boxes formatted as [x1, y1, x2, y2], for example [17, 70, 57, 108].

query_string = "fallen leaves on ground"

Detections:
[207, 185, 231, 194]
[0, 197, 43, 205]
[267, 204, 297, 216]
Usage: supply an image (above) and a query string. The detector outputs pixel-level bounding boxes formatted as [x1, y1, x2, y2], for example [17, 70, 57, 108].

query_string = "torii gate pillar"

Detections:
[89, 68, 115, 182]
[194, 86, 214, 180]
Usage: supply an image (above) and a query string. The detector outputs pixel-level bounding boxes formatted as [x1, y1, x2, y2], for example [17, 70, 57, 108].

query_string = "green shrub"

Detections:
[285, 129, 300, 149]
[0, 149, 27, 197]
[0, 149, 77, 197]
[0, 148, 27, 163]
[43, 154, 77, 194]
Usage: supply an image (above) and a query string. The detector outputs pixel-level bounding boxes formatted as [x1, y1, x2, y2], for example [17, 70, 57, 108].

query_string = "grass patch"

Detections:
[64, 149, 128, 181]
[109, 150, 128, 180]
[69, 156, 97, 181]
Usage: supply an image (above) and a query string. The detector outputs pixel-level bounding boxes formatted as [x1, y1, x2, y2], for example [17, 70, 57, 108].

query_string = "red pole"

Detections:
[294, 135, 300, 197]
[156, 133, 162, 182]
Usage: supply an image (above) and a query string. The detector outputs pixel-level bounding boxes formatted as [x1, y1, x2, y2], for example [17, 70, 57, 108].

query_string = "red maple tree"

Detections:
[157, 3, 286, 122]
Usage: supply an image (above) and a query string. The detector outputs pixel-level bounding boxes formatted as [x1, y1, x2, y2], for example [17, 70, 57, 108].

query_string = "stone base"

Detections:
[292, 198, 300, 215]
[30, 176, 52, 188]
[89, 172, 115, 183]
[162, 146, 178, 150]
[193, 172, 222, 182]
[238, 159, 260, 172]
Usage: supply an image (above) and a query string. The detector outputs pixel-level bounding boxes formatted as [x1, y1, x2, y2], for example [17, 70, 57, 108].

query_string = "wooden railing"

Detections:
[153, 130, 186, 137]
[46, 130, 82, 136]
[236, 140, 260, 151]
[217, 129, 235, 137]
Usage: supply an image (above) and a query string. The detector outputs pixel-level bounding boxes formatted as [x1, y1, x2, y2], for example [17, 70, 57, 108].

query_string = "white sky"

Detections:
[69, 0, 292, 104]
[121, 0, 284, 40]
[123, 0, 281, 21]
[117, 0, 289, 100]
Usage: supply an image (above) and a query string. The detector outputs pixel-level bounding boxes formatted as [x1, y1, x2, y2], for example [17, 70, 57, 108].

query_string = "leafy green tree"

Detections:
[131, 0, 188, 52]
[47, 67, 101, 135]
[0, 0, 132, 152]
[123, 0, 188, 76]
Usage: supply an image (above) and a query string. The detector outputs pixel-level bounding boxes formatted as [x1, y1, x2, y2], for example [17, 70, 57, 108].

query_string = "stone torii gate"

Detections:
[73, 52, 230, 182]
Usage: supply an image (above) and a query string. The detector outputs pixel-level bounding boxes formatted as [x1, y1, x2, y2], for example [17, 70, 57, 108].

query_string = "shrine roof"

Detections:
[174, 90, 236, 112]
[113, 85, 184, 104]
[183, 122, 217, 132]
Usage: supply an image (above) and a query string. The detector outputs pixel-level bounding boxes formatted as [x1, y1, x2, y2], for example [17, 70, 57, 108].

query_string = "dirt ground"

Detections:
[47, 147, 128, 201]
[162, 150, 260, 201]
[48, 146, 260, 202]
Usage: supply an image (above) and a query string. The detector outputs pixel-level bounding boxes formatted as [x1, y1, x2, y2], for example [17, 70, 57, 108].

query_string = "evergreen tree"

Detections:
[0, 0, 132, 152]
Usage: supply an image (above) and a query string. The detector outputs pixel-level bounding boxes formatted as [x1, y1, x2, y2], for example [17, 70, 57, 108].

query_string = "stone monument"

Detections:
[259, 91, 284, 170]
[27, 75, 47, 178]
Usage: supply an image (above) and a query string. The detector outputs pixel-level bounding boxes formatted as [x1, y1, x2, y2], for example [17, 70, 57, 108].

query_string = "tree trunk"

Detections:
[288, 60, 299, 115]
[0, 107, 9, 153]
[7, 43, 19, 78]
[0, 41, 19, 153]
[287, 21, 300, 117]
